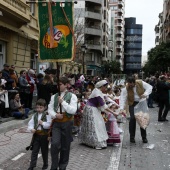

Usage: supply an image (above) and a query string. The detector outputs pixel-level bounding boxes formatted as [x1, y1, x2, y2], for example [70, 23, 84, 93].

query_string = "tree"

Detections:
[143, 41, 170, 75]
[101, 60, 122, 78]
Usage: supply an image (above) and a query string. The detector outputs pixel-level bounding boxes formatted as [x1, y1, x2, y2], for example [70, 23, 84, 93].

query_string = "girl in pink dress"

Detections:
[106, 102, 121, 145]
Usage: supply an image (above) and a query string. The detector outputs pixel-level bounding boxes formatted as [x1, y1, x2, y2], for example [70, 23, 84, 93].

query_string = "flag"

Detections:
[38, 1, 75, 62]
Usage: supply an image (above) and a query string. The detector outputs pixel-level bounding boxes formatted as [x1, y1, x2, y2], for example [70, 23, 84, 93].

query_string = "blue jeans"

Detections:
[12, 108, 30, 118]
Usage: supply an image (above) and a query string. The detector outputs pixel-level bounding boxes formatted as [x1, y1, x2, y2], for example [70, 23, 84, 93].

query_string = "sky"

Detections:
[125, 0, 163, 57]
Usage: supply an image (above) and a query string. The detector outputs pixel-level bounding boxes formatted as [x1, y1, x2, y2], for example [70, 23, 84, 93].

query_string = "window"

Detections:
[30, 0, 35, 16]
[30, 51, 37, 69]
[126, 29, 142, 35]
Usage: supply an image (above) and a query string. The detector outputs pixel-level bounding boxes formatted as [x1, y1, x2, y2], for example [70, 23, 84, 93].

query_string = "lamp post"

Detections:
[81, 44, 87, 75]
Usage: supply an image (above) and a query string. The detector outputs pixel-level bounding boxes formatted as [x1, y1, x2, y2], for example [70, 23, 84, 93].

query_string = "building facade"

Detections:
[155, 0, 170, 45]
[0, 0, 39, 72]
[108, 10, 116, 61]
[124, 17, 142, 74]
[109, 0, 125, 70]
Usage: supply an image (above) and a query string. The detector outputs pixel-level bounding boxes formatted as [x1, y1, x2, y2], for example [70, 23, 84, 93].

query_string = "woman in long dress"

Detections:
[79, 80, 117, 149]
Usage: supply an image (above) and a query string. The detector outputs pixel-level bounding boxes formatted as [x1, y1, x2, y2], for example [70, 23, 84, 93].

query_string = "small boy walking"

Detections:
[27, 99, 51, 170]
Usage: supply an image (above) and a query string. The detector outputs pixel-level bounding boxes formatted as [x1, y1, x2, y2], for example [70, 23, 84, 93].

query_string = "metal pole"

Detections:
[82, 51, 85, 74]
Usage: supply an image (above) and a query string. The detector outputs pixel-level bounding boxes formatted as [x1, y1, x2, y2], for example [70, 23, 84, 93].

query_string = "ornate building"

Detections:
[0, 0, 39, 72]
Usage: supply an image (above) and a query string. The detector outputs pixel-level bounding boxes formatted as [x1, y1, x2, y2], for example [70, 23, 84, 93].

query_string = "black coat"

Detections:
[157, 80, 170, 100]
[37, 83, 56, 105]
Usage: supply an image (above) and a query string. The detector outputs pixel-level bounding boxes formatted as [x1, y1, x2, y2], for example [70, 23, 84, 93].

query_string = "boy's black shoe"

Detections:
[27, 167, 34, 170]
[161, 118, 169, 121]
[130, 138, 135, 143]
[42, 165, 48, 169]
[158, 118, 165, 122]
[142, 138, 148, 143]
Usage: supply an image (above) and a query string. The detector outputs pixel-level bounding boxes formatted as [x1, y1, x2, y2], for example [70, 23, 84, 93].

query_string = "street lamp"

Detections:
[81, 44, 87, 74]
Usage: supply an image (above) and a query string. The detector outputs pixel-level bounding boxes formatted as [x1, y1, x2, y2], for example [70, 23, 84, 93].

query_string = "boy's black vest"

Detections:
[34, 111, 48, 135]
[53, 92, 73, 122]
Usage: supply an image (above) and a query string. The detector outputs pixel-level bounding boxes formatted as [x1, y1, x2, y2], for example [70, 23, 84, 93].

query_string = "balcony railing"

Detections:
[85, 41, 102, 52]
[0, 0, 30, 24]
[85, 26, 102, 36]
[86, 0, 102, 5]
[85, 11, 102, 20]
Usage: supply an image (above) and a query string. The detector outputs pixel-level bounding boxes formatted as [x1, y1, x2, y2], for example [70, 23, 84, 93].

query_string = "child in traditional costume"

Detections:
[106, 102, 121, 145]
[27, 99, 51, 170]
[73, 94, 85, 136]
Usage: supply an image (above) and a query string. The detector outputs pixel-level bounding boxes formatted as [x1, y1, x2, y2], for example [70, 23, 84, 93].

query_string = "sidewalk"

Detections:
[119, 105, 170, 170]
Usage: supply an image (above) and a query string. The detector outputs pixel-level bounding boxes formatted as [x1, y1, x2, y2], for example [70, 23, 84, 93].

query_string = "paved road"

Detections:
[0, 121, 125, 170]
[0, 105, 169, 170]
[119, 105, 170, 170]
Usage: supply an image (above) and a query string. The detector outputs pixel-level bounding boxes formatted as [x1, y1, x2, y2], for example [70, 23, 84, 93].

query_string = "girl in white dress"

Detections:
[79, 80, 117, 149]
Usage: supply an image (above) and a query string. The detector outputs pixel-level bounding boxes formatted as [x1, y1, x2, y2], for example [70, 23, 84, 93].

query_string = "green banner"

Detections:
[38, 1, 74, 62]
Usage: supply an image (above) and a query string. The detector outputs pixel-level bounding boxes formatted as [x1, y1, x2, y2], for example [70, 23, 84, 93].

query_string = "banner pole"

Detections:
[56, 62, 62, 114]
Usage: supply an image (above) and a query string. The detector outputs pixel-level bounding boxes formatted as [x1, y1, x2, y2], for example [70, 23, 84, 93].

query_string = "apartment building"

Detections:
[155, 13, 163, 46]
[0, 0, 39, 72]
[108, 10, 116, 61]
[109, 0, 125, 70]
[84, 0, 104, 76]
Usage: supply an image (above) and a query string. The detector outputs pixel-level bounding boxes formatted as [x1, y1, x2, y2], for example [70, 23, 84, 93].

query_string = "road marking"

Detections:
[38, 154, 41, 158]
[11, 153, 25, 161]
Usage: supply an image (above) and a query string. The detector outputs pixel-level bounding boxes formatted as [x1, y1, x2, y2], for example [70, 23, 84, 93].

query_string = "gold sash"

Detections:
[54, 112, 73, 123]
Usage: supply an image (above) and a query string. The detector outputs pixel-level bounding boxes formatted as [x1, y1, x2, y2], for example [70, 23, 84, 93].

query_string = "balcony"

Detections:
[118, 1, 125, 6]
[116, 45, 122, 49]
[117, 8, 124, 13]
[116, 51, 122, 56]
[116, 15, 123, 20]
[85, 26, 102, 36]
[29, 15, 39, 31]
[0, 0, 30, 26]
[85, 9, 102, 21]
[116, 30, 123, 34]
[115, 22, 123, 27]
[116, 37, 123, 41]
[85, 40, 102, 52]
[86, 0, 102, 5]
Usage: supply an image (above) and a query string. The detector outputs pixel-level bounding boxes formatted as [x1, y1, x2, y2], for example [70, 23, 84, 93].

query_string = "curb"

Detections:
[0, 117, 31, 134]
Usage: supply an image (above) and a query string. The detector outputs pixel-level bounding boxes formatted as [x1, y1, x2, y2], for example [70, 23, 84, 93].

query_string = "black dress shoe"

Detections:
[162, 118, 169, 121]
[28, 167, 34, 170]
[158, 118, 165, 122]
[130, 138, 135, 143]
[42, 166, 48, 170]
[142, 138, 148, 143]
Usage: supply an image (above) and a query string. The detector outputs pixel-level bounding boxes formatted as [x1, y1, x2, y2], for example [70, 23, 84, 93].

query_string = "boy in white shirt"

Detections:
[27, 99, 51, 170]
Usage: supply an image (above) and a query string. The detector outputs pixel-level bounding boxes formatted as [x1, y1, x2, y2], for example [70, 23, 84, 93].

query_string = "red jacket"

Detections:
[26, 74, 36, 93]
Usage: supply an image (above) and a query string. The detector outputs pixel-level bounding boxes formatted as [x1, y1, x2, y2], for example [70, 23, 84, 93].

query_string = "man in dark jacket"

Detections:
[157, 75, 170, 121]
[2, 63, 14, 90]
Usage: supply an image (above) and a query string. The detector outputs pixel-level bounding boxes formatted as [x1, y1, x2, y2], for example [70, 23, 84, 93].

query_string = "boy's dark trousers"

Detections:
[129, 102, 147, 139]
[50, 121, 73, 170]
[28, 134, 49, 169]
